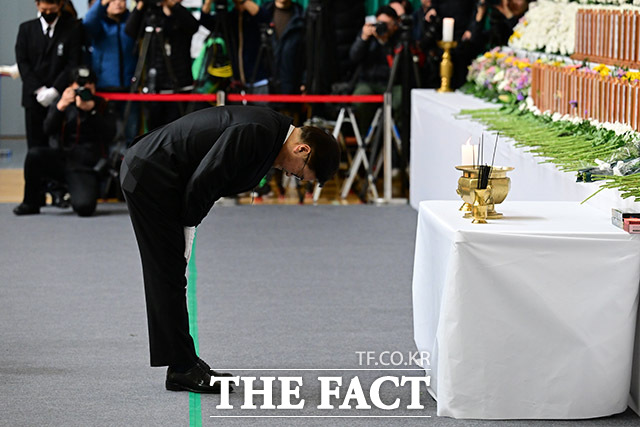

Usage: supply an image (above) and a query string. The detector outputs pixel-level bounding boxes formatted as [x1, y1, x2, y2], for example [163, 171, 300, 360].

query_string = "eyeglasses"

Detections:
[291, 152, 310, 181]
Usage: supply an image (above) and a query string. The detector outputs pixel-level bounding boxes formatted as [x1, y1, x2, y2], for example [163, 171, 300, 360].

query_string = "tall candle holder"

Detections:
[437, 41, 458, 93]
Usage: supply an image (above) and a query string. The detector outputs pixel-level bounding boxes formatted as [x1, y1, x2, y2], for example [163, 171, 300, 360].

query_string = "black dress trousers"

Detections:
[120, 156, 197, 368]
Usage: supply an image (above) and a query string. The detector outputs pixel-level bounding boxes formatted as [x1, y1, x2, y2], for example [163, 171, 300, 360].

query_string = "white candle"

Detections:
[461, 138, 478, 166]
[443, 18, 455, 42]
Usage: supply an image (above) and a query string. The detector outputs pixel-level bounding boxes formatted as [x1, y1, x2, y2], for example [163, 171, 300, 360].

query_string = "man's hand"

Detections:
[36, 87, 59, 107]
[361, 23, 376, 41]
[234, 0, 259, 16]
[462, 30, 472, 41]
[425, 8, 437, 23]
[202, 0, 213, 14]
[56, 87, 76, 111]
[495, 0, 514, 19]
[162, 0, 180, 15]
[184, 226, 196, 262]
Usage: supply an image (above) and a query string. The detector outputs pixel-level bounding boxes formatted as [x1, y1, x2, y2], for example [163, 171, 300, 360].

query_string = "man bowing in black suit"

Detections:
[120, 105, 340, 393]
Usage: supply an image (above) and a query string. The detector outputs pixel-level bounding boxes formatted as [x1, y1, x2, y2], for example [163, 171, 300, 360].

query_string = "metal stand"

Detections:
[101, 11, 181, 198]
[305, 0, 330, 95]
[311, 106, 379, 204]
[249, 24, 276, 89]
[186, 0, 234, 112]
[362, 19, 421, 204]
[339, 108, 380, 201]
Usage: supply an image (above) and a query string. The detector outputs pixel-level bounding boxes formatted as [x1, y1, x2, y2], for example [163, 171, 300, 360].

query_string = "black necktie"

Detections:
[45, 26, 51, 38]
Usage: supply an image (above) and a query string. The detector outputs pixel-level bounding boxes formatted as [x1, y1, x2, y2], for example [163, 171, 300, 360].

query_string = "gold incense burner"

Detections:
[455, 166, 514, 221]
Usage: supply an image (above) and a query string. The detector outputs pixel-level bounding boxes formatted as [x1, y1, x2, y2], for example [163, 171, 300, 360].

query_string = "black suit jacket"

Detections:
[123, 106, 292, 226]
[15, 15, 82, 108]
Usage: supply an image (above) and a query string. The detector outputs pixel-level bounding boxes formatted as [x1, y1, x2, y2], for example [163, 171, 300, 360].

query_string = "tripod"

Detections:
[101, 6, 182, 198]
[248, 24, 276, 90]
[305, 0, 335, 96]
[187, 0, 234, 112]
[360, 15, 421, 201]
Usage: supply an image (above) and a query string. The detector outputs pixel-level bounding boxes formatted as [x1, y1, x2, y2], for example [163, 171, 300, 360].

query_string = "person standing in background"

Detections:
[16, 0, 82, 150]
[125, 0, 199, 131]
[262, 0, 305, 96]
[15, 0, 82, 207]
[83, 0, 138, 146]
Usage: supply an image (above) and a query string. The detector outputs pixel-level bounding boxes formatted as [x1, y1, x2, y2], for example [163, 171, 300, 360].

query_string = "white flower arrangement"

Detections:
[509, 0, 640, 55]
[509, 0, 579, 55]
[523, 95, 640, 139]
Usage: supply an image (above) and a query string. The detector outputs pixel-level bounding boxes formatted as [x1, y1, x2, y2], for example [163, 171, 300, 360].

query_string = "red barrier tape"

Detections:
[227, 94, 384, 103]
[95, 92, 384, 103]
[96, 92, 217, 101]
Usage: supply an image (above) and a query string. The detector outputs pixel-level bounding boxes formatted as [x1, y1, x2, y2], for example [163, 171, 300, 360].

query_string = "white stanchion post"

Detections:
[383, 91, 393, 203]
[217, 90, 225, 106]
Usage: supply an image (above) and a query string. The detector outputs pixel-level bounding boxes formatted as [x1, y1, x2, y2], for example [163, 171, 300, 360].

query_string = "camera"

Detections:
[75, 87, 93, 101]
[215, 0, 228, 10]
[375, 21, 388, 36]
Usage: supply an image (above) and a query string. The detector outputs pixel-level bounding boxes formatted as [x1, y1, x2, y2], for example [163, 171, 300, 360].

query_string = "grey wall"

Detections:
[0, 1, 88, 137]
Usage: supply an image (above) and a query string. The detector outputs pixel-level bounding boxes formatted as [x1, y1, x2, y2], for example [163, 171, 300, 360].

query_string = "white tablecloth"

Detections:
[412, 200, 640, 419]
[409, 89, 640, 214]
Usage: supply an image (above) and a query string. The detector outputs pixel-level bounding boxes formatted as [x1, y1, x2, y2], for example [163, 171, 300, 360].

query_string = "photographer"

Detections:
[349, 5, 401, 135]
[451, 0, 528, 87]
[125, 0, 199, 130]
[13, 67, 116, 217]
[467, 0, 529, 47]
[414, 0, 441, 88]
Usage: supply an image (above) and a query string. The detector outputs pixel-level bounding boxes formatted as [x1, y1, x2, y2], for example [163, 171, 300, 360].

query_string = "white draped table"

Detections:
[409, 89, 640, 214]
[412, 200, 640, 419]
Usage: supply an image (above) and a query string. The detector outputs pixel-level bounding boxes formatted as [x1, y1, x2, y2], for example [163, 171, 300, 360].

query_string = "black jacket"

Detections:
[44, 95, 115, 166]
[349, 32, 400, 85]
[15, 14, 82, 108]
[125, 4, 199, 90]
[263, 1, 305, 94]
[330, 0, 366, 83]
[123, 106, 292, 226]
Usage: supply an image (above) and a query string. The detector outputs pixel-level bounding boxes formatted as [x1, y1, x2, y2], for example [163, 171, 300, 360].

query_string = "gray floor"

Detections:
[0, 203, 638, 427]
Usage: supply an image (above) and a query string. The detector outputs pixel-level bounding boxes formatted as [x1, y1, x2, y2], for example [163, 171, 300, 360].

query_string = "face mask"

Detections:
[42, 12, 58, 24]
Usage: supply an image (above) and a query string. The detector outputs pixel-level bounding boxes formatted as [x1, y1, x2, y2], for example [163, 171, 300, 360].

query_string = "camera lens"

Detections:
[375, 22, 388, 36]
[75, 87, 93, 101]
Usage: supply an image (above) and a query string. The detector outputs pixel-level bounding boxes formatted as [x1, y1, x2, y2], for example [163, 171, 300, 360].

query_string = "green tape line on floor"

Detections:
[187, 231, 203, 427]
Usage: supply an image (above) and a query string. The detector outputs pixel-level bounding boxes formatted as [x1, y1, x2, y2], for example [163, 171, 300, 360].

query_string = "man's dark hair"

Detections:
[389, 0, 413, 15]
[300, 126, 340, 187]
[375, 5, 398, 20]
[36, 0, 63, 4]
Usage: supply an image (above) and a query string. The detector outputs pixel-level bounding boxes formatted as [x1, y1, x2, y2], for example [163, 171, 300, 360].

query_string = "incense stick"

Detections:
[491, 132, 499, 169]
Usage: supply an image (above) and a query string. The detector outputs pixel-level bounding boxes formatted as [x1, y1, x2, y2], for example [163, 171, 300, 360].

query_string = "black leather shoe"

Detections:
[166, 362, 234, 394]
[13, 204, 40, 216]
[50, 190, 70, 208]
[196, 358, 233, 377]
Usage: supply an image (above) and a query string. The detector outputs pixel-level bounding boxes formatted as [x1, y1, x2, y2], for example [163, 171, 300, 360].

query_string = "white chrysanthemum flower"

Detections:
[509, 0, 578, 55]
